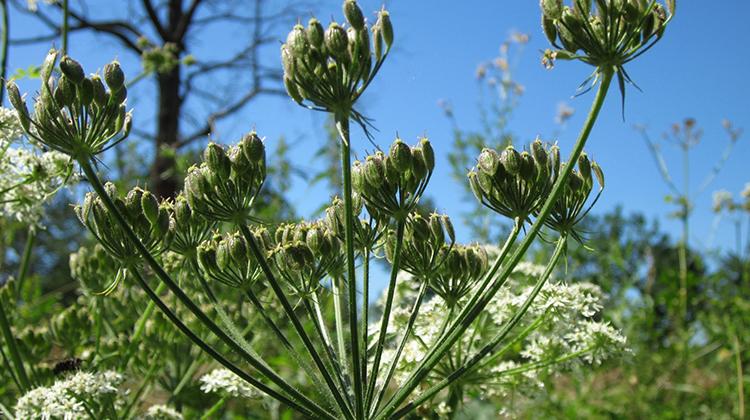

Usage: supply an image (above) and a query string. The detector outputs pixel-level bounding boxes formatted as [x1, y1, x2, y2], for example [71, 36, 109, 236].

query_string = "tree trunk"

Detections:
[151, 67, 181, 199]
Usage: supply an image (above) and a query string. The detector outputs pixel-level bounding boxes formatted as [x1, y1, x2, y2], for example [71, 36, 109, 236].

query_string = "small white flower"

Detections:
[144, 404, 184, 420]
[200, 368, 261, 399]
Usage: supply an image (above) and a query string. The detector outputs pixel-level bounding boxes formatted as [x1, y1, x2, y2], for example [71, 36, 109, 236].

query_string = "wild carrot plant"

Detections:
[3, 0, 675, 417]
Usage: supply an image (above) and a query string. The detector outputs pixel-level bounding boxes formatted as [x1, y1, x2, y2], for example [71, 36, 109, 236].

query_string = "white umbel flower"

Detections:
[200, 368, 261, 399]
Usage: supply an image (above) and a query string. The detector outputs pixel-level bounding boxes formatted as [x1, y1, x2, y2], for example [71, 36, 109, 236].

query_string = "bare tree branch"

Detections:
[141, 0, 168, 40]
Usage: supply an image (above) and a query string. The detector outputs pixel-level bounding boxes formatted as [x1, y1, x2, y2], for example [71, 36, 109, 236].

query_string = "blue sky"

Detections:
[6, 1, 750, 258]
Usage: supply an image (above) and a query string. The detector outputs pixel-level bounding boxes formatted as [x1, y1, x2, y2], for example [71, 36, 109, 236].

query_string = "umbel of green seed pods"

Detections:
[352, 137, 434, 221]
[430, 243, 488, 305]
[540, 0, 674, 70]
[468, 139, 555, 221]
[168, 194, 215, 257]
[197, 231, 261, 288]
[184, 132, 266, 222]
[541, 151, 605, 241]
[270, 220, 344, 294]
[69, 244, 120, 296]
[281, 1, 394, 122]
[6, 49, 132, 161]
[74, 184, 174, 294]
[385, 211, 456, 279]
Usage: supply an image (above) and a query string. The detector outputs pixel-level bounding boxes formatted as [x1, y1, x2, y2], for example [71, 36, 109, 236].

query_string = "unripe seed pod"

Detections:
[307, 18, 325, 48]
[389, 139, 412, 173]
[286, 24, 308, 57]
[410, 148, 427, 181]
[197, 243, 218, 273]
[377, 10, 393, 48]
[519, 151, 536, 182]
[242, 132, 265, 163]
[478, 148, 499, 176]
[281, 45, 295, 76]
[364, 155, 385, 188]
[410, 214, 431, 244]
[468, 171, 484, 203]
[57, 75, 76, 107]
[60, 56, 85, 84]
[109, 85, 127, 105]
[573, 0, 592, 17]
[90, 75, 107, 107]
[447, 247, 464, 276]
[78, 78, 94, 106]
[356, 28, 371, 61]
[550, 145, 561, 175]
[578, 152, 592, 186]
[477, 171, 493, 193]
[229, 234, 248, 266]
[352, 161, 366, 192]
[103, 61, 125, 91]
[417, 138, 435, 172]
[540, 0, 563, 19]
[284, 76, 303, 103]
[155, 207, 171, 237]
[325, 23, 348, 59]
[141, 190, 160, 226]
[6, 82, 30, 130]
[216, 239, 231, 271]
[204, 143, 231, 181]
[384, 156, 400, 186]
[531, 139, 548, 166]
[125, 188, 144, 218]
[429, 213, 444, 245]
[500, 146, 521, 175]
[343, 0, 365, 30]
[592, 161, 605, 188]
[174, 196, 192, 226]
[306, 226, 322, 254]
[372, 24, 383, 60]
[41, 49, 58, 83]
[542, 15, 558, 47]
[567, 170, 583, 192]
[441, 215, 455, 244]
[492, 159, 507, 184]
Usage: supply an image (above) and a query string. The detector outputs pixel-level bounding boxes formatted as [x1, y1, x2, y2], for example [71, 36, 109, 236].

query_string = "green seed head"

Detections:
[103, 61, 125, 92]
[141, 190, 160, 226]
[540, 0, 563, 19]
[344, 0, 366, 30]
[500, 146, 521, 175]
[377, 9, 393, 49]
[286, 24, 309, 57]
[204, 142, 231, 182]
[60, 56, 85, 84]
[325, 23, 349, 59]
[477, 148, 499, 176]
[389, 138, 412, 173]
[307, 18, 325, 48]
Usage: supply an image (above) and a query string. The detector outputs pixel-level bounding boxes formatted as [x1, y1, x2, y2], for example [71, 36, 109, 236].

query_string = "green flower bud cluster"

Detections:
[69, 244, 120, 295]
[197, 231, 261, 288]
[540, 0, 674, 69]
[7, 49, 132, 160]
[75, 184, 174, 267]
[48, 305, 92, 351]
[542, 152, 605, 237]
[323, 195, 383, 251]
[430, 243, 488, 305]
[270, 220, 344, 294]
[183, 133, 266, 222]
[281, 1, 393, 112]
[468, 140, 555, 220]
[385, 212, 455, 279]
[168, 194, 215, 257]
[352, 137, 434, 221]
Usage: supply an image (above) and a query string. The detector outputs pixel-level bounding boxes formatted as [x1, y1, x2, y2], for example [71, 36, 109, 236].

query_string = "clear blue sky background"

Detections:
[6, 1, 750, 258]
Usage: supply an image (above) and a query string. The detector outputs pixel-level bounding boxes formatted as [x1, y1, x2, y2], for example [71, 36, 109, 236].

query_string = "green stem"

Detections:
[61, 0, 69, 55]
[391, 237, 566, 418]
[331, 275, 348, 375]
[239, 223, 353, 419]
[0, 288, 30, 391]
[365, 219, 405, 409]
[78, 160, 332, 419]
[201, 397, 226, 420]
[361, 246, 370, 388]
[128, 266, 321, 418]
[371, 279, 428, 415]
[0, 0, 9, 104]
[122, 282, 167, 369]
[335, 111, 364, 419]
[377, 67, 614, 419]
[733, 333, 745, 419]
[14, 227, 35, 300]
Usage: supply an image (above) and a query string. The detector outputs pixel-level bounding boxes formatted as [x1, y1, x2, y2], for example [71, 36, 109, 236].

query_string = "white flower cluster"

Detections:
[373, 257, 627, 403]
[0, 107, 76, 225]
[199, 368, 261, 399]
[143, 404, 183, 420]
[712, 190, 734, 213]
[15, 370, 126, 419]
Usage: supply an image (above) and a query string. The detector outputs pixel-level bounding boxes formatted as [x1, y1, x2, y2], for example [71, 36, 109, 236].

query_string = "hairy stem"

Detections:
[0, 291, 30, 391]
[377, 67, 614, 419]
[335, 110, 364, 419]
[14, 227, 35, 300]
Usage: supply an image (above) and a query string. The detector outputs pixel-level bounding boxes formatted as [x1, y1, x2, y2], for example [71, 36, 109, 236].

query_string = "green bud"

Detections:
[287, 24, 309, 57]
[197, 243, 218, 273]
[78, 78, 94, 106]
[429, 213, 444, 245]
[109, 85, 127, 106]
[90, 75, 108, 107]
[372, 24, 384, 60]
[540, 0, 563, 19]
[410, 213, 431, 243]
[410, 147, 428, 181]
[417, 138, 435, 172]
[141, 190, 160, 225]
[216, 239, 231, 271]
[306, 226, 322, 254]
[352, 161, 366, 192]
[103, 61, 125, 91]
[174, 195, 192, 226]
[478, 148, 499, 176]
[284, 76, 303, 103]
[592, 161, 605, 188]
[41, 49, 58, 83]
[241, 132, 265, 163]
[57, 75, 76, 107]
[229, 234, 248, 266]
[60, 56, 85, 84]
[344, 0, 365, 30]
[519, 151, 536, 182]
[384, 156, 400, 186]
[578, 152, 592, 187]
[447, 247, 464, 276]
[377, 9, 393, 49]
[531, 139, 548, 166]
[468, 171, 484, 203]
[550, 145, 561, 176]
[307, 18, 325, 48]
[364, 154, 386, 188]
[125, 188, 144, 219]
[205, 143, 231, 181]
[568, 170, 583, 192]
[281, 45, 295, 76]
[325, 23, 348, 59]
[389, 139, 412, 172]
[500, 146, 521, 175]
[6, 82, 30, 130]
